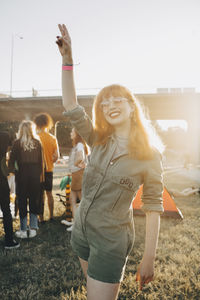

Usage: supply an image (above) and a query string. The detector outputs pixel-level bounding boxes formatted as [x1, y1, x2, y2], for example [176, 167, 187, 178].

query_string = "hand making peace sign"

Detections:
[56, 24, 72, 62]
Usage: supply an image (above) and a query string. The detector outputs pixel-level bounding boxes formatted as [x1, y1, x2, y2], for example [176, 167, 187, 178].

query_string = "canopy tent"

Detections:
[132, 185, 183, 219]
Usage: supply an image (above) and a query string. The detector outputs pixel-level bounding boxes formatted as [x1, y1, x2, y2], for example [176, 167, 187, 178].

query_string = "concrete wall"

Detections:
[1, 93, 199, 163]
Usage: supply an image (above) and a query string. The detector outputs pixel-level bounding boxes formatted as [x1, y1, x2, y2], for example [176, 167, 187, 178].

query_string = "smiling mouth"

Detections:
[109, 111, 121, 118]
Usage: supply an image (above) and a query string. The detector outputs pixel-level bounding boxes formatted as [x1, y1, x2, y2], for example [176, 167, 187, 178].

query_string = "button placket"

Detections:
[83, 139, 117, 231]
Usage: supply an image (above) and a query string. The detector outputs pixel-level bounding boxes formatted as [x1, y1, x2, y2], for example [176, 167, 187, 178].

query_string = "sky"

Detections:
[0, 0, 200, 97]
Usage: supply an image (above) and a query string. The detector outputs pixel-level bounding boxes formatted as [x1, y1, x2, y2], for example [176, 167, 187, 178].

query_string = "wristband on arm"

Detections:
[62, 64, 73, 71]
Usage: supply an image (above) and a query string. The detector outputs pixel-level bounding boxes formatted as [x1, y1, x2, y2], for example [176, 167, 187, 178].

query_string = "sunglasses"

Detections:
[100, 97, 128, 110]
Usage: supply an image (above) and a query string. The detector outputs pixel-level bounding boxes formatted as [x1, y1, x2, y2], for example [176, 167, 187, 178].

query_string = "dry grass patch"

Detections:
[0, 167, 200, 299]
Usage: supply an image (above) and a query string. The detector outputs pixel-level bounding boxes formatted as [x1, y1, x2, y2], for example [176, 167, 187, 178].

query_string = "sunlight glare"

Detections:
[157, 120, 188, 131]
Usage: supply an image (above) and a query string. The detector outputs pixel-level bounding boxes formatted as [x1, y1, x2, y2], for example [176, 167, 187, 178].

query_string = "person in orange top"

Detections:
[34, 113, 59, 221]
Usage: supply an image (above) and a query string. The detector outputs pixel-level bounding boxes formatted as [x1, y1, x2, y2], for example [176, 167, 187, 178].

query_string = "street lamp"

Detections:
[10, 34, 23, 98]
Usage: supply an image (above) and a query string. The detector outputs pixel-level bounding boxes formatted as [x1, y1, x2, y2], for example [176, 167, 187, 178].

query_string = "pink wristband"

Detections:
[62, 65, 73, 71]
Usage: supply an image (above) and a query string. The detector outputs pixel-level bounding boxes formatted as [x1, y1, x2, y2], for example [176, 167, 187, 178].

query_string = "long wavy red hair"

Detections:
[92, 84, 164, 160]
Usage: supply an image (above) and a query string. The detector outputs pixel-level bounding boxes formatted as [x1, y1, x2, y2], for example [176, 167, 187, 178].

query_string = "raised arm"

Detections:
[56, 24, 78, 111]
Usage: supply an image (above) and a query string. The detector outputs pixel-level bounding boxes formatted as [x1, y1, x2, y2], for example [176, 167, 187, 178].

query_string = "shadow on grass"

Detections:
[0, 193, 200, 299]
[0, 216, 86, 300]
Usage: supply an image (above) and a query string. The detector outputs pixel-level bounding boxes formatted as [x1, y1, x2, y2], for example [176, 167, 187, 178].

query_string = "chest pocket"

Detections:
[110, 175, 141, 216]
[112, 175, 141, 191]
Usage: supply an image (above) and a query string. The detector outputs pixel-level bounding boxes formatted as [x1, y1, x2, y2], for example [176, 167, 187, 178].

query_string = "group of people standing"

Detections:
[0, 112, 59, 246]
[0, 111, 88, 247]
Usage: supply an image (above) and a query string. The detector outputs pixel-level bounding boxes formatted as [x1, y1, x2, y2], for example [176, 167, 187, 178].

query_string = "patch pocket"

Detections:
[111, 175, 140, 192]
[110, 176, 140, 214]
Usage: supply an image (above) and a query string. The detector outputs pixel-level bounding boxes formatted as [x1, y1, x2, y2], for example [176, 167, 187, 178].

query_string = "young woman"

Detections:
[56, 24, 164, 299]
[9, 121, 43, 238]
[61, 127, 88, 231]
[34, 113, 59, 222]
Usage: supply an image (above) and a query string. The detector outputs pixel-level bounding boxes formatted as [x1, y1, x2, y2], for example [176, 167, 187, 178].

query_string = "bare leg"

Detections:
[70, 190, 78, 218]
[79, 257, 120, 299]
[87, 275, 120, 300]
[46, 191, 54, 219]
[79, 257, 88, 278]
[39, 214, 44, 222]
[39, 187, 45, 222]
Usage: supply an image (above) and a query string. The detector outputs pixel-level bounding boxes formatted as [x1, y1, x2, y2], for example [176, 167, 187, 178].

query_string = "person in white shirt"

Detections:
[61, 128, 88, 231]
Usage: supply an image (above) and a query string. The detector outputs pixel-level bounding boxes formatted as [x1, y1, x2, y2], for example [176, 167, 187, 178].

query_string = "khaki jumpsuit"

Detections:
[64, 106, 164, 283]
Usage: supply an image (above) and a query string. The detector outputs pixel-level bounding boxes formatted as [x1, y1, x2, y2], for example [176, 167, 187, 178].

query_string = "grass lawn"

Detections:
[0, 166, 200, 299]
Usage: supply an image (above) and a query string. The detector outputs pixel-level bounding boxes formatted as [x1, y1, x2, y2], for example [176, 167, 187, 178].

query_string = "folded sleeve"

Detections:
[63, 105, 95, 147]
[141, 151, 164, 213]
